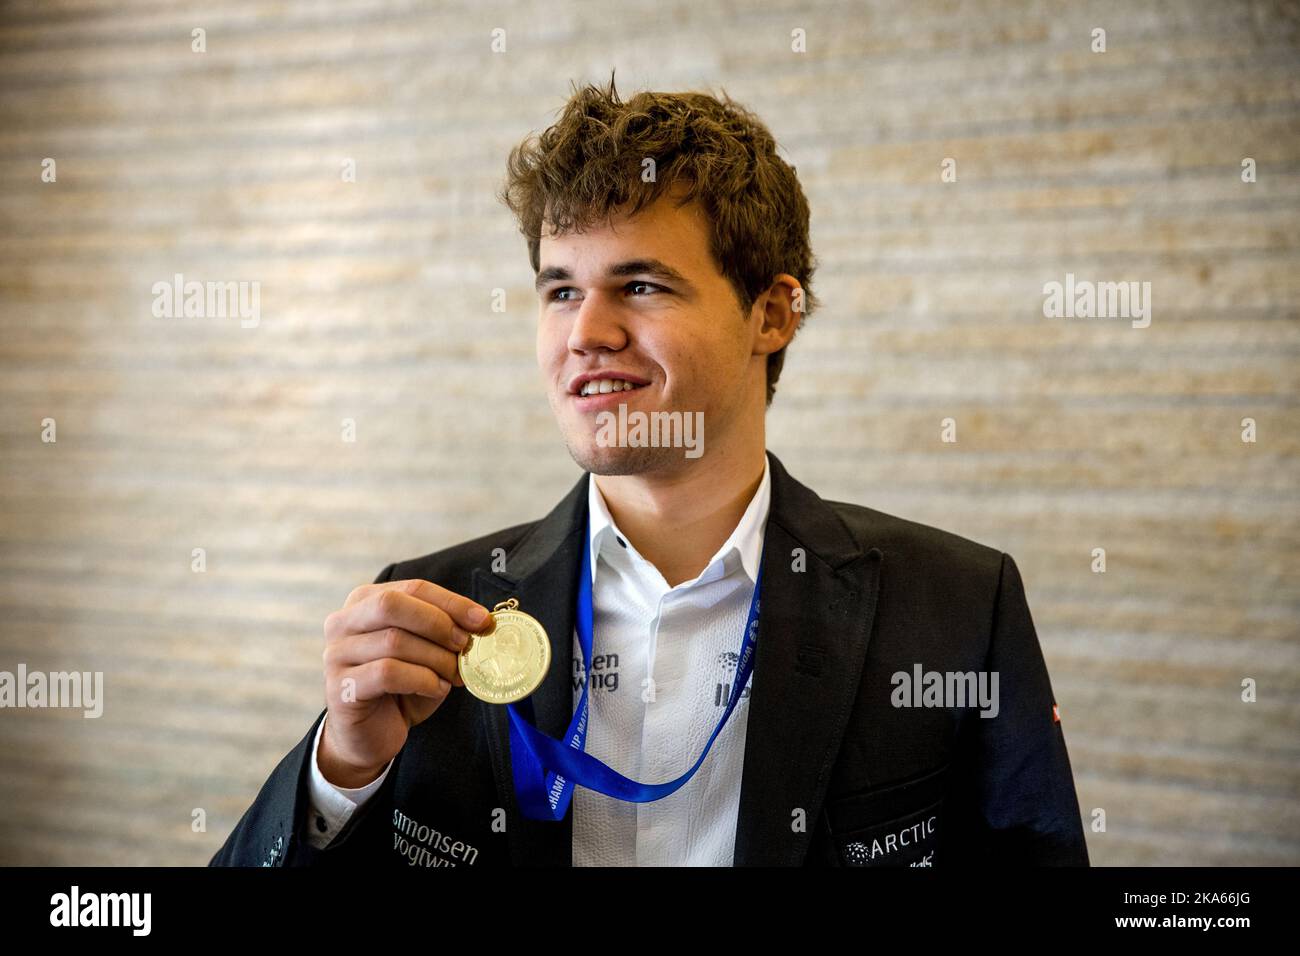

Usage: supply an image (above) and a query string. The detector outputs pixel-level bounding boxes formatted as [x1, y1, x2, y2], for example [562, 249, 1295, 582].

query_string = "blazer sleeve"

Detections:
[945, 552, 1090, 866]
[207, 562, 400, 866]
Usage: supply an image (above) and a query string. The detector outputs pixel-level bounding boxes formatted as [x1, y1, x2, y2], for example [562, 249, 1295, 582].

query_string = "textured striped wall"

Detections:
[0, 0, 1297, 865]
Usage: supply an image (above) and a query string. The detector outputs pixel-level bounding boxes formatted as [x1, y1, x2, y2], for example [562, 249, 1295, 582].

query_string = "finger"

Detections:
[343, 582, 379, 609]
[326, 588, 455, 650]
[337, 658, 451, 703]
[327, 627, 465, 686]
[382, 579, 494, 634]
[352, 585, 482, 651]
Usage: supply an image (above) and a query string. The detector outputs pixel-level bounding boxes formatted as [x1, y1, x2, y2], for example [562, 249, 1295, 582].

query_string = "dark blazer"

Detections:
[209, 449, 1089, 867]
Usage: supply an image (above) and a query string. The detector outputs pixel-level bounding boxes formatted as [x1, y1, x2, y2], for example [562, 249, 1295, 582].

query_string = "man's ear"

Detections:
[752, 274, 803, 357]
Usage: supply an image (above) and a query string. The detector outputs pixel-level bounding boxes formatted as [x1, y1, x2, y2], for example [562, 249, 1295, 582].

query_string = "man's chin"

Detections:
[564, 440, 681, 476]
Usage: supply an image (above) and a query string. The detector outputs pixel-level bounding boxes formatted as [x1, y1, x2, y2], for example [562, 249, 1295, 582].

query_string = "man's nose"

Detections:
[567, 291, 628, 352]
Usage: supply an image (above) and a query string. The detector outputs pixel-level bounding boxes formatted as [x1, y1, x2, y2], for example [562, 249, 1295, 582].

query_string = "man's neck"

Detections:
[593, 448, 767, 588]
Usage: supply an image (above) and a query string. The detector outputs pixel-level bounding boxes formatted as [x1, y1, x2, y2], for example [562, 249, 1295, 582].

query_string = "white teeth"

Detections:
[580, 378, 643, 396]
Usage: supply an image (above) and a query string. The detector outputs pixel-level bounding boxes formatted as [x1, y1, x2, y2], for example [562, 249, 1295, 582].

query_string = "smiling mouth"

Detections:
[575, 379, 650, 398]
[574, 382, 650, 400]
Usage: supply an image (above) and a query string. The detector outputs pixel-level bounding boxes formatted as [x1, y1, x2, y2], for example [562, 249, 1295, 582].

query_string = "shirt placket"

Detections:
[637, 587, 693, 866]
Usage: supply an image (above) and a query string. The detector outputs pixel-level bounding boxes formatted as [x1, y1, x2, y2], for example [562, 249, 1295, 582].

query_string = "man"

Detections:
[210, 78, 1088, 867]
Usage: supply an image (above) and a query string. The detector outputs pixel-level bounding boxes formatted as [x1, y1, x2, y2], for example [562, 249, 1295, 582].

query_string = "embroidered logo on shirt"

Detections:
[573, 652, 620, 694]
[714, 650, 753, 708]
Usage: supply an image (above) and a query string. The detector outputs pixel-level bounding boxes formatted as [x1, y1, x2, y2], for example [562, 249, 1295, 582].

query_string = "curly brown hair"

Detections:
[498, 72, 819, 407]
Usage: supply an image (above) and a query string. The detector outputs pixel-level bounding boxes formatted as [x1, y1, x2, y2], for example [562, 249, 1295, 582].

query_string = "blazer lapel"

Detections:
[472, 472, 587, 867]
[731, 450, 883, 865]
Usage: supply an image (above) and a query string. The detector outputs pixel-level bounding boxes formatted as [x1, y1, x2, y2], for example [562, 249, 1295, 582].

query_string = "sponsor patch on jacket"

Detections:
[839, 803, 940, 867]
[392, 808, 479, 867]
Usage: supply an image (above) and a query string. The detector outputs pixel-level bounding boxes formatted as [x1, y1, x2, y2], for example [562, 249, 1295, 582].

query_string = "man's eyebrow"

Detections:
[534, 259, 693, 293]
[534, 266, 571, 293]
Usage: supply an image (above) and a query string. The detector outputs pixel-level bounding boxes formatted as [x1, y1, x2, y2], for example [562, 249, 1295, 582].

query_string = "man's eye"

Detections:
[547, 283, 663, 302]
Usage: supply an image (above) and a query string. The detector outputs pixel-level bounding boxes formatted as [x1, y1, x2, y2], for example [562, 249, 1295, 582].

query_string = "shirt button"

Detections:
[315, 814, 327, 833]
[617, 536, 627, 548]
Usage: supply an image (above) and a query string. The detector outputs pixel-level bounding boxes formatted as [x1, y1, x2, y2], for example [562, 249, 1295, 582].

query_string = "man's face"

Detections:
[535, 192, 759, 476]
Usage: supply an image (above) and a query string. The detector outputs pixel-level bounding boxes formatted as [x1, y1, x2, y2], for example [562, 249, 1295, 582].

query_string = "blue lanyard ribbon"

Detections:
[506, 513, 763, 821]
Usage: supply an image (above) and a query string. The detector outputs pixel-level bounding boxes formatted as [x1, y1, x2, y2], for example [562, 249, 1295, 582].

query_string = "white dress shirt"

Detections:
[305, 456, 771, 866]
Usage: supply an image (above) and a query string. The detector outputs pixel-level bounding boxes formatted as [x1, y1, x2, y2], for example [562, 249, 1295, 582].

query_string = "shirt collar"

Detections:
[587, 454, 771, 588]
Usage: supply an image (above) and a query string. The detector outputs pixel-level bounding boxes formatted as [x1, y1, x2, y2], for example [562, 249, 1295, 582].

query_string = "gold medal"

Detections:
[458, 598, 551, 704]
